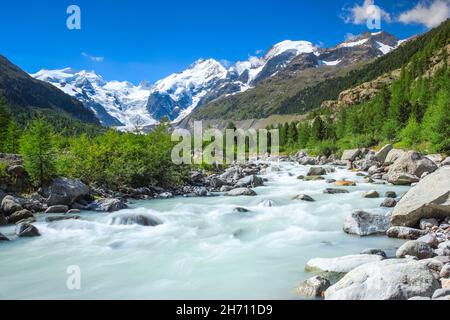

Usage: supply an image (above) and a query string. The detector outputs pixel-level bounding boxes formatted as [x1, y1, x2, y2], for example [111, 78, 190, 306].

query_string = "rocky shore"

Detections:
[293, 146, 450, 300]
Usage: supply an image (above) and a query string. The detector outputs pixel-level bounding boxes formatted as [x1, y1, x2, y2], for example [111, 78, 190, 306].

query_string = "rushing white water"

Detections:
[0, 162, 409, 300]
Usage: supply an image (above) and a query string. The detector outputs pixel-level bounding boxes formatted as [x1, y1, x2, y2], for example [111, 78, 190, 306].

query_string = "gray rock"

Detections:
[387, 172, 420, 186]
[296, 276, 331, 297]
[7, 209, 33, 224]
[43, 177, 90, 206]
[0, 232, 9, 241]
[225, 188, 257, 197]
[387, 152, 438, 185]
[381, 198, 397, 208]
[45, 216, 81, 223]
[441, 157, 450, 166]
[326, 179, 336, 184]
[15, 223, 40, 237]
[397, 241, 434, 260]
[45, 205, 69, 214]
[0, 214, 8, 225]
[343, 210, 391, 236]
[426, 154, 443, 165]
[385, 191, 397, 199]
[67, 209, 81, 214]
[307, 167, 327, 177]
[158, 192, 173, 199]
[440, 264, 450, 278]
[305, 254, 384, 274]
[299, 157, 317, 166]
[384, 149, 406, 165]
[391, 167, 450, 227]
[110, 214, 162, 227]
[209, 176, 225, 189]
[432, 289, 450, 300]
[375, 144, 393, 163]
[258, 200, 277, 207]
[387, 226, 426, 240]
[341, 149, 361, 162]
[325, 259, 440, 300]
[233, 207, 250, 213]
[323, 188, 350, 195]
[88, 198, 128, 212]
[363, 190, 379, 198]
[419, 218, 439, 230]
[417, 234, 439, 248]
[360, 248, 387, 259]
[220, 186, 233, 192]
[1, 195, 23, 215]
[292, 194, 315, 202]
[235, 175, 264, 188]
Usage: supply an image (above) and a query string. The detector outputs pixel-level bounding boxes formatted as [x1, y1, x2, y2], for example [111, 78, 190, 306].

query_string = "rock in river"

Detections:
[292, 194, 315, 202]
[296, 276, 330, 297]
[45, 205, 69, 214]
[325, 259, 440, 300]
[305, 254, 384, 274]
[88, 198, 128, 212]
[343, 210, 391, 236]
[323, 188, 349, 195]
[1, 195, 23, 215]
[110, 214, 162, 227]
[15, 223, 40, 237]
[391, 167, 450, 227]
[387, 152, 438, 186]
[225, 188, 257, 197]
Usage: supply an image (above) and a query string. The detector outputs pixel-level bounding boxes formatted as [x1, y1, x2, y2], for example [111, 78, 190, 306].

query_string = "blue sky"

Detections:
[0, 0, 448, 84]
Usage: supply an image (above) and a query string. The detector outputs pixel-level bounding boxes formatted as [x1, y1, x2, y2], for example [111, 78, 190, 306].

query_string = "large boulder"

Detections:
[88, 198, 128, 212]
[45, 205, 69, 214]
[15, 223, 40, 237]
[7, 209, 33, 224]
[343, 210, 391, 236]
[1, 195, 23, 215]
[109, 214, 162, 227]
[387, 152, 438, 185]
[234, 175, 264, 188]
[396, 241, 434, 260]
[43, 177, 90, 206]
[305, 254, 384, 274]
[387, 226, 426, 240]
[387, 173, 420, 186]
[341, 149, 361, 162]
[374, 144, 393, 163]
[307, 167, 327, 177]
[384, 149, 406, 165]
[325, 259, 440, 300]
[296, 276, 331, 297]
[225, 188, 257, 197]
[391, 167, 450, 227]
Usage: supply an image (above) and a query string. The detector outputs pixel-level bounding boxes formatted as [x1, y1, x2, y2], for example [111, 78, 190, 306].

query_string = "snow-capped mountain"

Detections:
[33, 31, 402, 128]
[146, 40, 318, 122]
[31, 68, 154, 129]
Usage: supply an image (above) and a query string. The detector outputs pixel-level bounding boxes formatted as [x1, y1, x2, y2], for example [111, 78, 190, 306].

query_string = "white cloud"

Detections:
[398, 0, 450, 29]
[341, 0, 392, 24]
[345, 33, 357, 40]
[81, 52, 104, 62]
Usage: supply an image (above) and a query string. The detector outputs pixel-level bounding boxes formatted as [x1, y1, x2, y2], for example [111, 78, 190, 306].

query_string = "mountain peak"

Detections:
[265, 40, 316, 61]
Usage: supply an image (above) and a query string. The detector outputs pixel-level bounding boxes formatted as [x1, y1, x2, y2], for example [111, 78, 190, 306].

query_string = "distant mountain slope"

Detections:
[0, 55, 100, 125]
[190, 31, 408, 121]
[32, 68, 153, 129]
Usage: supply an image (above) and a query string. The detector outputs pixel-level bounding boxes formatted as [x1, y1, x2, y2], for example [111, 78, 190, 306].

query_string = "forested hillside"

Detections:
[272, 20, 449, 156]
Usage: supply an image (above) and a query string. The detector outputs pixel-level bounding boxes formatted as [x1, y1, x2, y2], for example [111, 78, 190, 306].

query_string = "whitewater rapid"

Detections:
[0, 161, 409, 299]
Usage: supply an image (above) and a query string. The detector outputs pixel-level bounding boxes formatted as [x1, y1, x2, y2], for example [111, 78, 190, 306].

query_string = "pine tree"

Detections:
[0, 98, 11, 152]
[20, 118, 56, 187]
[4, 121, 21, 154]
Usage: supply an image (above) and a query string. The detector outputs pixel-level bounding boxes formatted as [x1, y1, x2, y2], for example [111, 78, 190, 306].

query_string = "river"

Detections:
[0, 161, 409, 299]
